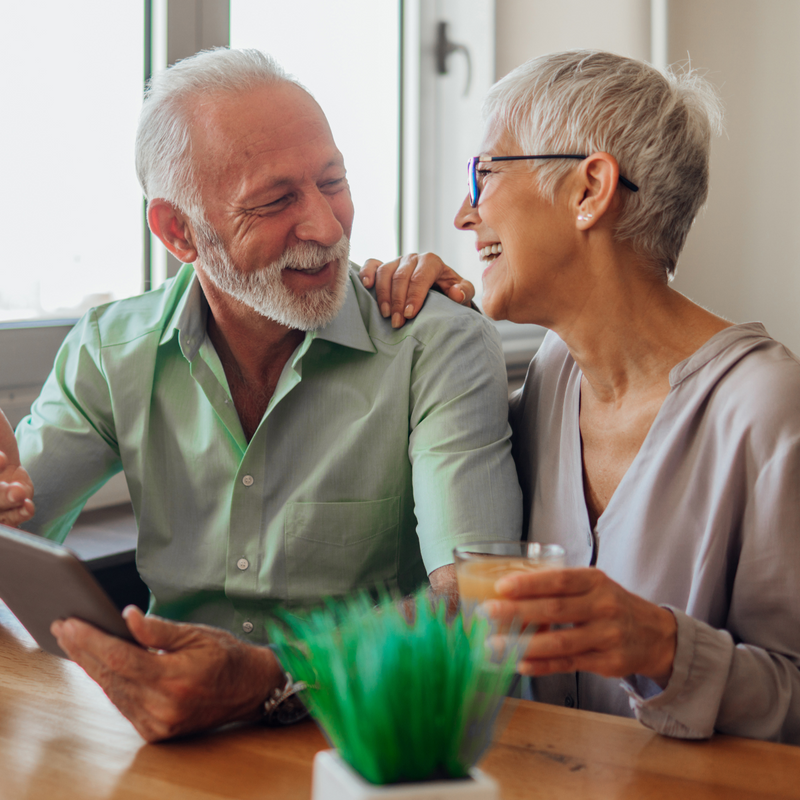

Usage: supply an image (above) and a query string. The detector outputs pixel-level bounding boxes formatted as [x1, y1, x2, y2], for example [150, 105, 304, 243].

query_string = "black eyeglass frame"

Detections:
[467, 154, 639, 207]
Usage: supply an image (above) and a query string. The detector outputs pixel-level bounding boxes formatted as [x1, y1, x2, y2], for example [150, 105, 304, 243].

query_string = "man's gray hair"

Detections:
[135, 47, 303, 218]
[483, 50, 724, 278]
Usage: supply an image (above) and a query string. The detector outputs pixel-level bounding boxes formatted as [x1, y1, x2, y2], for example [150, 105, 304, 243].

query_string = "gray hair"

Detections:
[135, 47, 303, 219]
[483, 50, 724, 278]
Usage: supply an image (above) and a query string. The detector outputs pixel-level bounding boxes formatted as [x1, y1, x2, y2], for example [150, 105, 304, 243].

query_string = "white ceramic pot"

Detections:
[311, 750, 500, 800]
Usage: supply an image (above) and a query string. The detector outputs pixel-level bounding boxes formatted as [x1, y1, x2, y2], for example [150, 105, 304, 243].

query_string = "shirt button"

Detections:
[242, 621, 254, 634]
[565, 695, 575, 708]
[242, 475, 254, 487]
[237, 558, 249, 571]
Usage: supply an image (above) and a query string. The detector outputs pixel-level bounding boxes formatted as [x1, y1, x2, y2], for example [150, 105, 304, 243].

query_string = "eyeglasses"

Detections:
[467, 154, 639, 207]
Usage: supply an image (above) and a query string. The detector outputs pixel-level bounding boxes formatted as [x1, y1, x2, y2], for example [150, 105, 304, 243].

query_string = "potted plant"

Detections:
[266, 589, 521, 799]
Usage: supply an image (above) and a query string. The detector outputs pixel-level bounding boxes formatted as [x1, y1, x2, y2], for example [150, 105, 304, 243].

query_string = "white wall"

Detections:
[668, 0, 800, 354]
[495, 0, 651, 79]
[494, 0, 800, 354]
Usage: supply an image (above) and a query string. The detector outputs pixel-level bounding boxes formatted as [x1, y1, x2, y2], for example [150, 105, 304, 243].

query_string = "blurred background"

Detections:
[2, 0, 798, 425]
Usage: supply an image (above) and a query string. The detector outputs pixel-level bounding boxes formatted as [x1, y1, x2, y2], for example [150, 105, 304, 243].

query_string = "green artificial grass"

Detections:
[265, 589, 519, 786]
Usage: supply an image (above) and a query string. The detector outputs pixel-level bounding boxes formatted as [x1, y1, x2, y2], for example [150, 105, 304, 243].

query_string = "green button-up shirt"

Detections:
[18, 264, 521, 641]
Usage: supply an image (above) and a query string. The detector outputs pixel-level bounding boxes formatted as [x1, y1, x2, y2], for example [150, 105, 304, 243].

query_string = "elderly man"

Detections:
[0, 48, 520, 740]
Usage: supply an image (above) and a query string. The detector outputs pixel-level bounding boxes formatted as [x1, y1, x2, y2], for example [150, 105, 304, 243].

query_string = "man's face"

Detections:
[189, 82, 355, 328]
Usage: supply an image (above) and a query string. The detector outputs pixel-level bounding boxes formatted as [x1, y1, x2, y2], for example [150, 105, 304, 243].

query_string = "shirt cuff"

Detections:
[620, 606, 735, 739]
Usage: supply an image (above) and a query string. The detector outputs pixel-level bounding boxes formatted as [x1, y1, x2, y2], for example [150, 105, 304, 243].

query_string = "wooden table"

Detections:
[1, 602, 798, 800]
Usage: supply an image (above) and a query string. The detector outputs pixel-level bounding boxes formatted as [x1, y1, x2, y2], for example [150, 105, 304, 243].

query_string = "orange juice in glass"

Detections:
[454, 541, 565, 640]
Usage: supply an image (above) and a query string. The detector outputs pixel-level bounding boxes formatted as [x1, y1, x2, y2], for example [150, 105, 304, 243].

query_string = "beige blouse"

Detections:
[510, 323, 800, 743]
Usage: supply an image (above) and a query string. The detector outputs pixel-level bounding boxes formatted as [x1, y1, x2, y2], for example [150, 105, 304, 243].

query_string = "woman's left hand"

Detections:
[485, 567, 678, 687]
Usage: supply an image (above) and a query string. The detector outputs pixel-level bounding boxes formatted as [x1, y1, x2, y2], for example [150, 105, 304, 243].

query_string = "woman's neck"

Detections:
[550, 254, 731, 404]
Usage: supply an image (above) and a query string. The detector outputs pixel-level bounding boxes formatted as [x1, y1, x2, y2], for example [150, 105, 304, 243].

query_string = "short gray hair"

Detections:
[135, 47, 303, 218]
[483, 50, 724, 277]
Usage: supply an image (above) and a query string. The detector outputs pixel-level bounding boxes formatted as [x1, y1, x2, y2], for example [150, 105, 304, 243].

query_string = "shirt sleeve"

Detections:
[406, 309, 523, 573]
[16, 309, 122, 542]
[622, 437, 800, 743]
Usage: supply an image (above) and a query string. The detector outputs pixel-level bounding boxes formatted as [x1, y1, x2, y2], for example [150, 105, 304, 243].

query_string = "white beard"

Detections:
[195, 225, 351, 331]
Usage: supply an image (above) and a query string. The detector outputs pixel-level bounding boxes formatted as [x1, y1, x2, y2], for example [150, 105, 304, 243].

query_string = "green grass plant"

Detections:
[265, 589, 520, 786]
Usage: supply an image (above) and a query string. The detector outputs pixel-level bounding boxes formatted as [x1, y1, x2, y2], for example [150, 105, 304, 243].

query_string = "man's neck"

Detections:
[200, 275, 305, 441]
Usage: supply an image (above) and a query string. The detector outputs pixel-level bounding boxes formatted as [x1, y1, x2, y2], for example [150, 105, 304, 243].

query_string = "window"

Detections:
[1, 2, 146, 324]
[230, 0, 401, 268]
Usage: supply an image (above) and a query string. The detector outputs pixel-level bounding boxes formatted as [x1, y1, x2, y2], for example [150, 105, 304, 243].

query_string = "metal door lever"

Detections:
[435, 20, 472, 96]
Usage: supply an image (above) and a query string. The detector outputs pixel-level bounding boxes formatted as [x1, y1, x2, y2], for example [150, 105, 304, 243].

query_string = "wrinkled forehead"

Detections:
[187, 82, 337, 170]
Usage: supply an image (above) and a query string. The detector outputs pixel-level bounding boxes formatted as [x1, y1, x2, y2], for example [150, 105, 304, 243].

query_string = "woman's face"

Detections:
[454, 124, 579, 324]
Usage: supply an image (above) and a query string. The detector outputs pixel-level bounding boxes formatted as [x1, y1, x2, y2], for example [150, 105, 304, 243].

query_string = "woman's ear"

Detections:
[147, 200, 199, 264]
[573, 152, 623, 230]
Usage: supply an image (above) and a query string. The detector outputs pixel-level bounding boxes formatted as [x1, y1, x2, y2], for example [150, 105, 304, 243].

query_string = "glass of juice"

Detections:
[453, 540, 565, 641]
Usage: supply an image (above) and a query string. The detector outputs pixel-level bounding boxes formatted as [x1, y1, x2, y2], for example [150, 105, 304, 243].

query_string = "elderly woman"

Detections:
[362, 50, 800, 743]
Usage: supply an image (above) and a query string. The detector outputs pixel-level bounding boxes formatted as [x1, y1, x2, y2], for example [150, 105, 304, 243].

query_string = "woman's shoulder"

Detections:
[686, 324, 800, 442]
[509, 330, 576, 422]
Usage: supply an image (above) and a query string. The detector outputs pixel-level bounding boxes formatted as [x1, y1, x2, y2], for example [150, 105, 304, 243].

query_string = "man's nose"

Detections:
[454, 194, 478, 230]
[295, 191, 344, 246]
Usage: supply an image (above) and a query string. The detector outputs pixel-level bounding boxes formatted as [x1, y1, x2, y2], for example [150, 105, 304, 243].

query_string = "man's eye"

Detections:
[260, 194, 292, 210]
[322, 178, 347, 192]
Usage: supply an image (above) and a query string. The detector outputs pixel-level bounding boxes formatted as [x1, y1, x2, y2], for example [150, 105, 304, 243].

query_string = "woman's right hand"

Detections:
[359, 253, 474, 328]
[0, 409, 35, 527]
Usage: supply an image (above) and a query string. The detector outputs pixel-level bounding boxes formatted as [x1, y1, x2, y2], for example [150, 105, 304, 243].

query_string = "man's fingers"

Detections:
[122, 606, 197, 653]
[52, 618, 138, 666]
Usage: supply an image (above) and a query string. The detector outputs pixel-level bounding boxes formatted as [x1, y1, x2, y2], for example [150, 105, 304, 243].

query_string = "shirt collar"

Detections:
[160, 265, 376, 358]
[159, 265, 207, 360]
[313, 270, 376, 354]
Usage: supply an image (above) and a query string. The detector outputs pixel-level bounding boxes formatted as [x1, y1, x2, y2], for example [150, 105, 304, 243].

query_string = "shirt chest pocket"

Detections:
[284, 497, 401, 602]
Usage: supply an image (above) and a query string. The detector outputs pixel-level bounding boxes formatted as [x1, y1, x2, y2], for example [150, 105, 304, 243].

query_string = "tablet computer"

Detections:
[0, 523, 137, 658]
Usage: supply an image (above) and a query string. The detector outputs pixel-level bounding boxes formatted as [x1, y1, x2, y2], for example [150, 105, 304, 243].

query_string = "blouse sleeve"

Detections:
[623, 435, 800, 744]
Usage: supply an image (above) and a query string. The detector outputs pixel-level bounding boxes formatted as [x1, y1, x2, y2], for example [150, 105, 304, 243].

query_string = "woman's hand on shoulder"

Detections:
[486, 567, 678, 688]
[359, 253, 475, 328]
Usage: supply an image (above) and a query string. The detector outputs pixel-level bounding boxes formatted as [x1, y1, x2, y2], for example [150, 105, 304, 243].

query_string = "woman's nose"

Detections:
[454, 194, 479, 230]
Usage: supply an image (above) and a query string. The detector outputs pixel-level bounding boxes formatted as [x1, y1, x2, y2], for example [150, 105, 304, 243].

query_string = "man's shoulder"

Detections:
[350, 272, 501, 352]
[87, 265, 195, 349]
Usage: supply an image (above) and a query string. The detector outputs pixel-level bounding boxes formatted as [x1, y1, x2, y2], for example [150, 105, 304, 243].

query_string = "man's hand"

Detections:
[51, 606, 286, 742]
[0, 409, 34, 527]
[359, 254, 474, 328]
[485, 568, 678, 688]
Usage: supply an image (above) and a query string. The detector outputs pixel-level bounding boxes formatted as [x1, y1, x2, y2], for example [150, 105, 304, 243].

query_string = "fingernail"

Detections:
[392, 313, 403, 328]
[457, 289, 466, 303]
[381, 303, 390, 318]
[362, 276, 371, 287]
[404, 304, 414, 318]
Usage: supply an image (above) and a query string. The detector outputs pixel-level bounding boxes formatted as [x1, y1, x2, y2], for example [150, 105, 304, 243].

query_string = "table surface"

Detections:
[1, 602, 798, 800]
